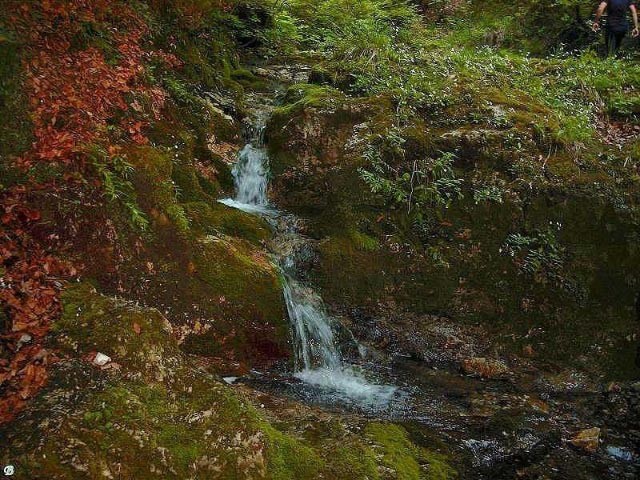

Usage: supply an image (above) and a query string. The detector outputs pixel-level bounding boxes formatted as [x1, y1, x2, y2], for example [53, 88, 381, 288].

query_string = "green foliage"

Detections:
[274, 83, 345, 116]
[259, 8, 301, 55]
[87, 145, 149, 231]
[473, 185, 504, 204]
[502, 226, 565, 280]
[360, 129, 463, 213]
[268, 0, 639, 152]
[166, 203, 191, 234]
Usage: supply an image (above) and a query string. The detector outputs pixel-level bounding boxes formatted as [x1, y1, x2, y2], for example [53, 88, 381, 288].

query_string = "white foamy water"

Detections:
[295, 367, 397, 406]
[283, 277, 341, 371]
[219, 104, 397, 407]
[218, 197, 276, 216]
[233, 143, 269, 206]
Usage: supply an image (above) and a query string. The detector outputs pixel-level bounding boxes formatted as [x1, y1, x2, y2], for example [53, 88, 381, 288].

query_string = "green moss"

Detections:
[348, 229, 380, 252]
[261, 423, 323, 480]
[54, 283, 180, 379]
[547, 156, 581, 179]
[0, 29, 32, 184]
[183, 201, 271, 244]
[230, 68, 268, 89]
[173, 235, 289, 362]
[125, 145, 195, 235]
[128, 145, 173, 179]
[127, 146, 175, 208]
[315, 236, 390, 305]
[272, 83, 346, 118]
[172, 163, 215, 202]
[366, 423, 456, 480]
[323, 442, 380, 479]
[192, 236, 282, 314]
[5, 370, 449, 480]
[12, 376, 271, 479]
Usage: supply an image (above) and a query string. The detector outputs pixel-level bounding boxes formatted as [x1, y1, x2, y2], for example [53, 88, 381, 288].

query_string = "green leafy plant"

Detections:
[359, 129, 463, 213]
[502, 226, 565, 281]
[473, 185, 503, 204]
[87, 145, 149, 231]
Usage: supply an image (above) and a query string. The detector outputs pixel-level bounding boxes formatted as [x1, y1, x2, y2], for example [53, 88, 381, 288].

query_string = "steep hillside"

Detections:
[1, 1, 639, 479]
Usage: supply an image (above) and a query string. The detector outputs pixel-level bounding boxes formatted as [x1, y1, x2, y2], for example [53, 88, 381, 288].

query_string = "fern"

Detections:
[86, 145, 149, 231]
[359, 130, 463, 214]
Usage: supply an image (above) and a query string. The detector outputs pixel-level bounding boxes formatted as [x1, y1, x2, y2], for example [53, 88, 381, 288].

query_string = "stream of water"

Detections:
[220, 105, 397, 408]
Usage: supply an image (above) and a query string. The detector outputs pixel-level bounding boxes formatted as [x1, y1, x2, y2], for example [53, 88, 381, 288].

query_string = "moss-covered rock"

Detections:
[267, 84, 386, 176]
[54, 284, 180, 382]
[126, 231, 290, 368]
[366, 422, 457, 480]
[183, 201, 271, 245]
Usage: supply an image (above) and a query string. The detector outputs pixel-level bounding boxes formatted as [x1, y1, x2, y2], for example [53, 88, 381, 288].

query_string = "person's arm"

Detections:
[631, 4, 639, 37]
[593, 1, 608, 31]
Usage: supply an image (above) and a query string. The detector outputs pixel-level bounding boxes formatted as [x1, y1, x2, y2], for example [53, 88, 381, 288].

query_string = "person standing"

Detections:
[592, 0, 639, 55]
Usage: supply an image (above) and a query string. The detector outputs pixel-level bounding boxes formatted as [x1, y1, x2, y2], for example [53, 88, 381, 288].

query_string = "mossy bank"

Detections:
[0, 283, 456, 479]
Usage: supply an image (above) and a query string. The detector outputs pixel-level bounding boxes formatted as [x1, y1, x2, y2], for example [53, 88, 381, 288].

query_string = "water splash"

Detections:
[295, 367, 397, 407]
[218, 197, 275, 216]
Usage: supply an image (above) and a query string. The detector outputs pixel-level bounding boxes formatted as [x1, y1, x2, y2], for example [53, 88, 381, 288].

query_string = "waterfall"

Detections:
[219, 118, 273, 216]
[220, 105, 396, 407]
[283, 278, 342, 371]
[233, 123, 269, 206]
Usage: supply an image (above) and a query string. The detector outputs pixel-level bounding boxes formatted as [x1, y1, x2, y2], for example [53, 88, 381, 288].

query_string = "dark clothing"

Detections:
[605, 0, 635, 33]
[606, 28, 627, 54]
[603, 0, 636, 55]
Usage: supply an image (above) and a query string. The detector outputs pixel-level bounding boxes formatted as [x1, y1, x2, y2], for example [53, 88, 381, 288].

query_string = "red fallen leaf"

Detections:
[0, 0, 172, 423]
[18, 363, 47, 399]
[132, 322, 141, 335]
[24, 209, 41, 221]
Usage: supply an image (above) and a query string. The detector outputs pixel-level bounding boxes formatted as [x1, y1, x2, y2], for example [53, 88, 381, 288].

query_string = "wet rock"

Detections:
[570, 427, 600, 453]
[535, 370, 596, 394]
[527, 398, 550, 414]
[203, 91, 237, 116]
[252, 64, 310, 84]
[461, 357, 508, 379]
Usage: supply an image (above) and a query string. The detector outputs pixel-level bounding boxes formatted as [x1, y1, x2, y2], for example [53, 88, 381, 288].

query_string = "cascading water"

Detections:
[283, 279, 341, 372]
[220, 99, 396, 408]
[219, 116, 273, 216]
